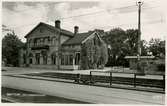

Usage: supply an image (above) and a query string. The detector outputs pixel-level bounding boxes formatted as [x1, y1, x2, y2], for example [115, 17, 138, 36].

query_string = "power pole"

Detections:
[136, 1, 144, 74]
[137, 1, 143, 56]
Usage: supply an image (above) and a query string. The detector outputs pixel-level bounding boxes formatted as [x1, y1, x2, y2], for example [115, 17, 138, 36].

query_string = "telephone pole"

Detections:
[136, 1, 144, 74]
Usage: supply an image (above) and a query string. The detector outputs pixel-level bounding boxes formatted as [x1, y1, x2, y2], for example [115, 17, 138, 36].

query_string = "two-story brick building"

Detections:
[19, 20, 105, 70]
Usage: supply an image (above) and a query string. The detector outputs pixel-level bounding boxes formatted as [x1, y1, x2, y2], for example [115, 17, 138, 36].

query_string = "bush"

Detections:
[157, 64, 165, 71]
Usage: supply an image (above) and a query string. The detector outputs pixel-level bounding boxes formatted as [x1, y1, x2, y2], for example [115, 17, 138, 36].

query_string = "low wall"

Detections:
[29, 64, 79, 70]
[29, 64, 58, 70]
[60, 65, 79, 70]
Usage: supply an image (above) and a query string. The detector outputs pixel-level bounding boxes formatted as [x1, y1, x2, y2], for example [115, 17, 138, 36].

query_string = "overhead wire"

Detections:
[8, 5, 161, 29]
[2, 0, 160, 13]
[78, 18, 164, 32]
[3, 0, 163, 31]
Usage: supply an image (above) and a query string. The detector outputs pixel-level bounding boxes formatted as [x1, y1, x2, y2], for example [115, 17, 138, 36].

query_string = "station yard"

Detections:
[2, 67, 165, 93]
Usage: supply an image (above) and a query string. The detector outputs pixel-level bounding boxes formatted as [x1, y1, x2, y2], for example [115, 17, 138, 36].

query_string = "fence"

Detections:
[89, 71, 165, 90]
[24, 71, 165, 92]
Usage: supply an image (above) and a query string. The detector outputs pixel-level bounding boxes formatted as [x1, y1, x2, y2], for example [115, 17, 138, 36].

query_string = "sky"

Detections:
[2, 0, 167, 42]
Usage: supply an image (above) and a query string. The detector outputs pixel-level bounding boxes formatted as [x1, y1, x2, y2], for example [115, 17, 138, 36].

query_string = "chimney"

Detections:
[55, 20, 61, 29]
[74, 26, 79, 35]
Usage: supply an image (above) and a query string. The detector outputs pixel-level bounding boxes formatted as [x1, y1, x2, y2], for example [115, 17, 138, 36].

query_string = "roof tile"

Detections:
[62, 31, 95, 45]
[25, 22, 74, 38]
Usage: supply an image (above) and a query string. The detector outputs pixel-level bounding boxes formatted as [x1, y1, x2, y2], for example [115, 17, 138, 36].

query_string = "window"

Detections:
[35, 53, 40, 64]
[75, 52, 80, 65]
[36, 38, 41, 46]
[31, 39, 34, 47]
[53, 38, 55, 45]
[48, 37, 50, 44]
[34, 39, 37, 46]
[29, 39, 31, 47]
[52, 55, 56, 65]
[65, 55, 68, 65]
[61, 55, 65, 65]
[23, 54, 26, 64]
[40, 39, 43, 45]
[69, 55, 73, 65]
[36, 39, 38, 46]
[52, 37, 57, 46]
[61, 54, 73, 65]
[41, 38, 44, 45]
[43, 55, 47, 64]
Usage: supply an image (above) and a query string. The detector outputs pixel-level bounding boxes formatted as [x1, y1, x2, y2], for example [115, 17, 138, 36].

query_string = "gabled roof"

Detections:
[62, 31, 95, 45]
[25, 22, 74, 38]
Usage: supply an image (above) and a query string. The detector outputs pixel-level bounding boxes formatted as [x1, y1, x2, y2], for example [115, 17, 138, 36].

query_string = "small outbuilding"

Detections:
[125, 56, 155, 72]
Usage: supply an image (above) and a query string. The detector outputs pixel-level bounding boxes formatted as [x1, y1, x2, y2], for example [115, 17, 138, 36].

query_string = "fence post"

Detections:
[163, 75, 165, 91]
[76, 73, 80, 83]
[110, 72, 112, 86]
[90, 71, 92, 84]
[134, 74, 136, 87]
[123, 66, 124, 72]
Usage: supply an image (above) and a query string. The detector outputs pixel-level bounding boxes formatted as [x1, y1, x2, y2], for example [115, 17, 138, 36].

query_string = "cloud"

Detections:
[2, 2, 49, 42]
[2, 1, 166, 42]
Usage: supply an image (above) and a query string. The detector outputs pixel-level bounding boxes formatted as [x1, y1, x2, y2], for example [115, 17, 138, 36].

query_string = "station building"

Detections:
[19, 20, 104, 70]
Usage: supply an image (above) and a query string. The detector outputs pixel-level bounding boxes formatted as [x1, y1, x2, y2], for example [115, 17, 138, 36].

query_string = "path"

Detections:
[2, 75, 165, 104]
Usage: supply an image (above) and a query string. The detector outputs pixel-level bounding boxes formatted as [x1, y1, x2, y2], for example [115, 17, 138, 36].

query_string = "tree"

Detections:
[141, 40, 148, 56]
[148, 38, 165, 72]
[2, 32, 24, 67]
[125, 29, 138, 55]
[103, 28, 127, 66]
[125, 29, 148, 56]
[148, 38, 165, 57]
[103, 28, 148, 67]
